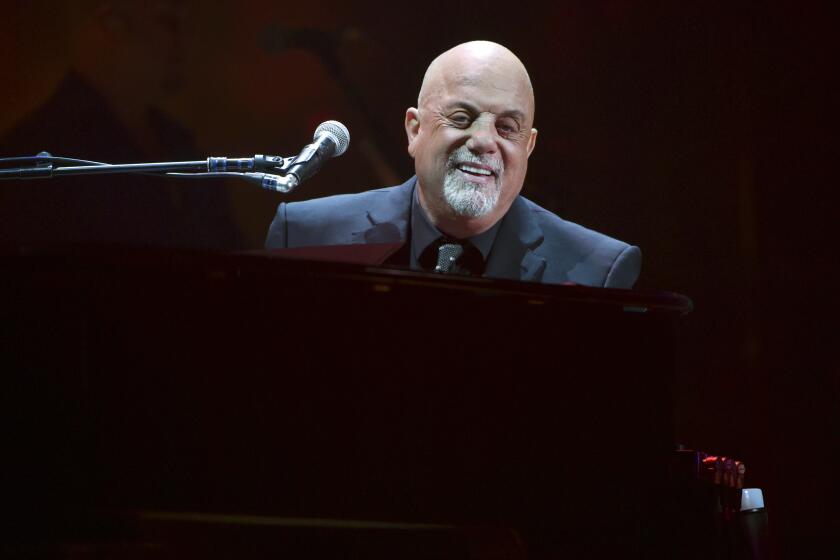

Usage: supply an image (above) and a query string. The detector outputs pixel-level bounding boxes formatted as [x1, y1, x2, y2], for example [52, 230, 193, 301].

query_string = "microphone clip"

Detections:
[205, 154, 291, 174]
[203, 154, 301, 192]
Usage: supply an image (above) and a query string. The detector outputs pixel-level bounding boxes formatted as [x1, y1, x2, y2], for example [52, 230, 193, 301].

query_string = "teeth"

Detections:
[459, 164, 492, 176]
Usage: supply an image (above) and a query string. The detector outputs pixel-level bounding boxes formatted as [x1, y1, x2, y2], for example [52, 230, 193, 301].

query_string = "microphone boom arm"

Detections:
[1, 119, 348, 195]
[0, 153, 301, 193]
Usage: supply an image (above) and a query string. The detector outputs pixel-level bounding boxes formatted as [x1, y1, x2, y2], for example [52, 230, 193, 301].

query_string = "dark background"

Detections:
[2, 1, 836, 556]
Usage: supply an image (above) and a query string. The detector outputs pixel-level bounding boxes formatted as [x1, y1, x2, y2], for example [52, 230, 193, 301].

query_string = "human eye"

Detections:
[497, 118, 521, 136]
[448, 111, 472, 127]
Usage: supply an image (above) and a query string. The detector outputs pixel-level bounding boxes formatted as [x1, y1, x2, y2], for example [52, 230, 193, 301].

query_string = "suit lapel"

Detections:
[485, 196, 546, 282]
[350, 177, 415, 245]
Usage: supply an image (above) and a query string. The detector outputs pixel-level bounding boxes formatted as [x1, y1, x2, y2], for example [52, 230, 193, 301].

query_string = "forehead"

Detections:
[426, 60, 534, 123]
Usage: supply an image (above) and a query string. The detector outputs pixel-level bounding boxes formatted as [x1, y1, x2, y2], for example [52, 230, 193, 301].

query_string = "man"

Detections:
[265, 41, 640, 288]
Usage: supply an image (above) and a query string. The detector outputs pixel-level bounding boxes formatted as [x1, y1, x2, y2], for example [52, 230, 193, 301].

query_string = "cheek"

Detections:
[418, 141, 444, 167]
[501, 145, 526, 170]
[408, 131, 428, 160]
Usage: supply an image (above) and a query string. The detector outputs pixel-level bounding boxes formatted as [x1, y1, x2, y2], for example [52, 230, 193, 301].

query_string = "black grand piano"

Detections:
[2, 246, 696, 558]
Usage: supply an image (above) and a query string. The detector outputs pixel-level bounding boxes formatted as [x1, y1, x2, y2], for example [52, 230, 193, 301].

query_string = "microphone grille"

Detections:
[315, 120, 350, 157]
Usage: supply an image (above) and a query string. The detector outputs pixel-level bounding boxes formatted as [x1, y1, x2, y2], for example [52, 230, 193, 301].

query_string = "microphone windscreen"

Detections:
[315, 121, 350, 157]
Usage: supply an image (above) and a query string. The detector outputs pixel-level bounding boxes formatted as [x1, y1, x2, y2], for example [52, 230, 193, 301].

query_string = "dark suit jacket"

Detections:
[265, 177, 641, 288]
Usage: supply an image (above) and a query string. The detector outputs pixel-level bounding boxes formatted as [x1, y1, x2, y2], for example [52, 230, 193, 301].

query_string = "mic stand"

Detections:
[0, 152, 301, 193]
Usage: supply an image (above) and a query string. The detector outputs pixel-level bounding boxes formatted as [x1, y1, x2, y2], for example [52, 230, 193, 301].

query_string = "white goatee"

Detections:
[442, 147, 503, 218]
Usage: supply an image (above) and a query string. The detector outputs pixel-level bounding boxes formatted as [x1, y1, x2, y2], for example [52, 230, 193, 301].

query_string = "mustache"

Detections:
[446, 147, 503, 175]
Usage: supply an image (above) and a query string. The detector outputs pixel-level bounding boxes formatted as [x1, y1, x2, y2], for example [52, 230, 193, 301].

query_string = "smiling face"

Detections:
[405, 41, 538, 238]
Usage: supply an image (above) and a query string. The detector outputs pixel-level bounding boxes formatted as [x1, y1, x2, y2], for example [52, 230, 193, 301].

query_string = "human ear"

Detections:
[526, 128, 538, 157]
[405, 107, 420, 157]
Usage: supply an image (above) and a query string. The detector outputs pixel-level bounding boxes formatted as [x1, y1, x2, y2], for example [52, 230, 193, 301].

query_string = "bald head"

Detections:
[418, 41, 535, 125]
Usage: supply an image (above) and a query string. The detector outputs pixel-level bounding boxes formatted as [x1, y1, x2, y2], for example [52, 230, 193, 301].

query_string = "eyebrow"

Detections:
[444, 101, 526, 122]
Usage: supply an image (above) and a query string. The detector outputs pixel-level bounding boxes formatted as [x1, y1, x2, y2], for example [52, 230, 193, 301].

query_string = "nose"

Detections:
[465, 117, 499, 155]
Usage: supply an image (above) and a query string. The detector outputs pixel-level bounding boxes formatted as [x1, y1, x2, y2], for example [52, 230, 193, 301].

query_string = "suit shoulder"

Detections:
[271, 181, 412, 248]
[520, 197, 630, 252]
[286, 185, 400, 220]
[518, 196, 641, 288]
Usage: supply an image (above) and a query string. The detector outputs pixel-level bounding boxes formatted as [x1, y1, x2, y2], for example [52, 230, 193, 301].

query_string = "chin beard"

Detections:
[442, 169, 501, 218]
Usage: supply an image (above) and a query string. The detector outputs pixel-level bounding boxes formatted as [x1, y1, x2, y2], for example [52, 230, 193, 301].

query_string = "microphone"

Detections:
[285, 120, 350, 187]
